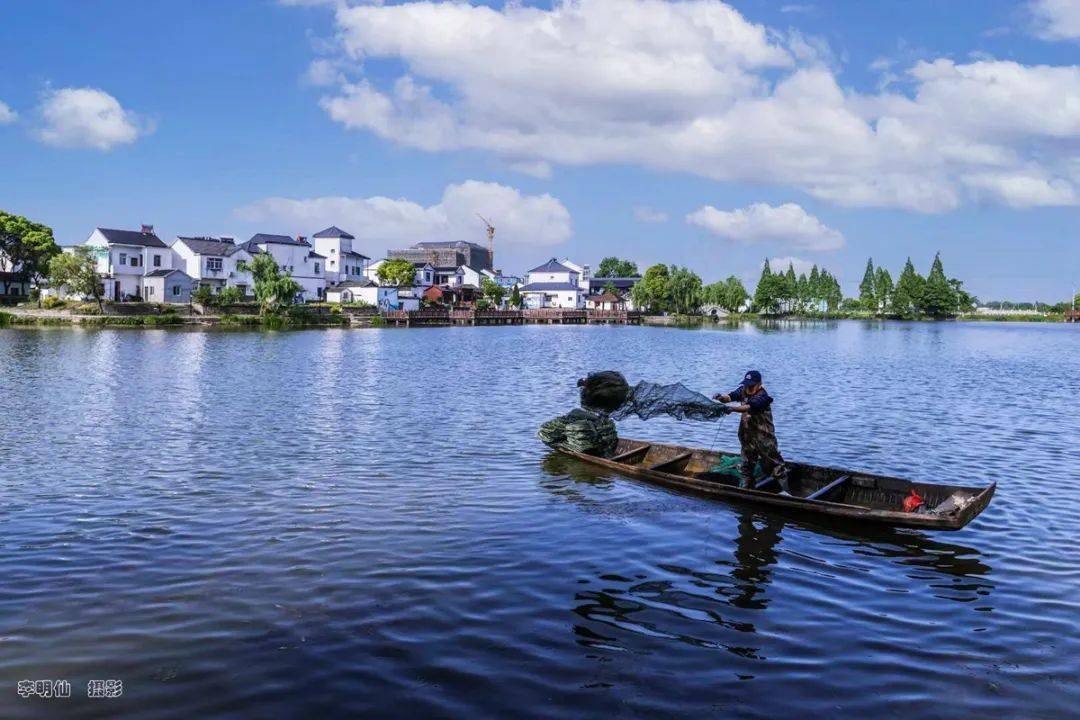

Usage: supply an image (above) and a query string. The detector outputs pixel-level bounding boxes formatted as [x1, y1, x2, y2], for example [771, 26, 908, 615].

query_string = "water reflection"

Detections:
[540, 450, 995, 656]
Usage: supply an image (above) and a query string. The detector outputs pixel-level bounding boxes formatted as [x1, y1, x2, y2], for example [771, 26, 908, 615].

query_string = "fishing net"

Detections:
[578, 371, 731, 422]
[538, 409, 619, 456]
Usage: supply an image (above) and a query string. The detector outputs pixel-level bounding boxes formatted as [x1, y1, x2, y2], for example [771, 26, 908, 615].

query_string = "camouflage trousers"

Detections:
[738, 423, 788, 490]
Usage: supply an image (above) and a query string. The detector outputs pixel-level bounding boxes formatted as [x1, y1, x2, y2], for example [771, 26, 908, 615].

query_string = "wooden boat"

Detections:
[557, 438, 995, 531]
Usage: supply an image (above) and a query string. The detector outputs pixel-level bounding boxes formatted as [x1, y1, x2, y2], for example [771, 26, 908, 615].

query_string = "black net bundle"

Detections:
[538, 409, 618, 456]
[578, 371, 731, 422]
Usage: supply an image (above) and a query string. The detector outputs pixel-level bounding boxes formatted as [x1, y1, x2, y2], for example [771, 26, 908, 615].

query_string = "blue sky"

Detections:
[1, 0, 1078, 300]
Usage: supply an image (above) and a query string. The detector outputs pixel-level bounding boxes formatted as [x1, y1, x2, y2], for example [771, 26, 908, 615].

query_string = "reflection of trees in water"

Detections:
[539, 452, 995, 657]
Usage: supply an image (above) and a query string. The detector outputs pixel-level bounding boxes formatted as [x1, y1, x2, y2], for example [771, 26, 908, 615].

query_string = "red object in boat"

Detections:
[902, 489, 924, 513]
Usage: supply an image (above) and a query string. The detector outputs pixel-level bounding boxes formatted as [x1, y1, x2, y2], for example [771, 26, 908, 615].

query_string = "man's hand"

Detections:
[712, 393, 731, 403]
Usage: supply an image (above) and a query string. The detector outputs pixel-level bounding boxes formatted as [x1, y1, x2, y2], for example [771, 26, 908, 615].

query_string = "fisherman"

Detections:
[714, 370, 790, 493]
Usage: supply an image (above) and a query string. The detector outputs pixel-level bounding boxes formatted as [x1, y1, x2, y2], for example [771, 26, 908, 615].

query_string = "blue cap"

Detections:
[740, 370, 762, 387]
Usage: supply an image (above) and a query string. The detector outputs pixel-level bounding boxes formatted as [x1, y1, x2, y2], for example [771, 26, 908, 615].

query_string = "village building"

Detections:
[240, 233, 326, 302]
[388, 240, 493, 273]
[171, 236, 254, 296]
[311, 226, 369, 286]
[520, 258, 585, 309]
[325, 278, 400, 308]
[559, 258, 592, 293]
[82, 225, 173, 301]
[142, 269, 195, 303]
[587, 291, 627, 311]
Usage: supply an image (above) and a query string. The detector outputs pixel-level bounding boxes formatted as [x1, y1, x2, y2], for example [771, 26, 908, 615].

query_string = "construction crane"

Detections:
[477, 214, 495, 269]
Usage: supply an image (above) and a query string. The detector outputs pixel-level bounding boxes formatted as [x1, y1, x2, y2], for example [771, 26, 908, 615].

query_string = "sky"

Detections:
[1, 0, 1078, 300]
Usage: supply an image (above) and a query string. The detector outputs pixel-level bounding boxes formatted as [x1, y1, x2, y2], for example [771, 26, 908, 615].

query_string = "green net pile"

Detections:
[538, 409, 618, 456]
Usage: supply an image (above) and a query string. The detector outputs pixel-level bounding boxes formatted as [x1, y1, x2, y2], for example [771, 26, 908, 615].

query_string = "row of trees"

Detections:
[0, 211, 61, 304]
[753, 260, 844, 314]
[629, 264, 706, 314]
[858, 254, 976, 318]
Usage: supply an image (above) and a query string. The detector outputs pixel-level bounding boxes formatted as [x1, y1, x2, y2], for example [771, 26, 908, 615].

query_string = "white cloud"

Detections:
[687, 202, 844, 250]
[780, 4, 815, 15]
[0, 101, 16, 125]
[766, 256, 816, 277]
[633, 206, 669, 223]
[1030, 0, 1080, 40]
[234, 180, 572, 259]
[507, 159, 553, 179]
[36, 87, 147, 150]
[301, 0, 1080, 213]
[963, 171, 1078, 207]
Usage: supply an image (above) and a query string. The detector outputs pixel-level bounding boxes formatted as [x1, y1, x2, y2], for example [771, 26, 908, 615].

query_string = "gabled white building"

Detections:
[311, 226, 369, 286]
[171, 236, 254, 296]
[240, 233, 326, 302]
[559, 258, 592, 293]
[520, 258, 585, 309]
[325, 278, 400, 308]
[364, 259, 434, 289]
[83, 225, 173, 301]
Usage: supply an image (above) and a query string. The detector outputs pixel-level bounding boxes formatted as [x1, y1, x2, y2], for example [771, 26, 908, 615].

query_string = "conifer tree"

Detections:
[859, 258, 876, 311]
[874, 266, 893, 316]
[921, 252, 957, 317]
[892, 257, 923, 318]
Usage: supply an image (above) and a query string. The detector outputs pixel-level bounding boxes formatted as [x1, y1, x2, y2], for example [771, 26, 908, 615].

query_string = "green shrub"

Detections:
[369, 315, 387, 328]
[41, 296, 66, 310]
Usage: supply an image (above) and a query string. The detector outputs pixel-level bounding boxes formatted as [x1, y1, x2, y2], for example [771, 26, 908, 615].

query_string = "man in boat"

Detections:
[713, 370, 790, 493]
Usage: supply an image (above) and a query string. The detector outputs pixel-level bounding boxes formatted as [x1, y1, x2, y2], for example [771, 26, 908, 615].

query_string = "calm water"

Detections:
[1, 322, 1078, 718]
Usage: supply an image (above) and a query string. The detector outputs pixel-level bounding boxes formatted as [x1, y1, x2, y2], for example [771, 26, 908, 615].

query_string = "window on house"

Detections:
[207, 258, 223, 272]
[331, 248, 337, 254]
[153, 254, 162, 267]
[172, 285, 181, 296]
[148, 286, 154, 296]
[330, 260, 336, 268]
[130, 256, 140, 267]
[119, 253, 127, 265]
[315, 263, 321, 274]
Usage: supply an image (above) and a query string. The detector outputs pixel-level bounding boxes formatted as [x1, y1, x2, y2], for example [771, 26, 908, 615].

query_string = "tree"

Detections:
[892, 257, 923, 318]
[376, 258, 417, 287]
[481, 276, 506, 308]
[948, 278, 976, 313]
[0, 211, 61, 306]
[874, 267, 893, 316]
[191, 284, 215, 307]
[597, 257, 639, 278]
[921, 252, 957, 318]
[48, 247, 104, 312]
[218, 286, 243, 306]
[667, 266, 704, 314]
[246, 253, 302, 315]
[631, 263, 671, 314]
[859, 258, 876, 311]
[509, 283, 524, 309]
[705, 275, 749, 313]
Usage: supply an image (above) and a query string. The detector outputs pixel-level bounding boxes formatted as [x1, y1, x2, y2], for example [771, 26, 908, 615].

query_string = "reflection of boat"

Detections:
[555, 438, 995, 531]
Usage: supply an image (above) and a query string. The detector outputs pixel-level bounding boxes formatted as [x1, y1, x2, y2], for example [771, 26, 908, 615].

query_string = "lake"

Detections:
[1, 321, 1078, 718]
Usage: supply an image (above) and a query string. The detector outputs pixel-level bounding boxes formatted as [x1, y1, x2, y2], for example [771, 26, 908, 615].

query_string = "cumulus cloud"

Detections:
[36, 87, 147, 150]
[633, 206, 669, 223]
[0, 101, 16, 125]
[1030, 0, 1080, 40]
[300, 0, 1080, 213]
[687, 202, 844, 250]
[507, 159, 553, 179]
[234, 180, 572, 259]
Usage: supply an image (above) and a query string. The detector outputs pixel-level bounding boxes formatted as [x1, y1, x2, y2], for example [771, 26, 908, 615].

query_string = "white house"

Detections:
[171, 236, 254, 296]
[520, 258, 585, 309]
[142, 269, 195, 304]
[559, 258, 591, 293]
[240, 233, 326, 302]
[311, 226, 369, 286]
[325, 278, 400, 309]
[83, 225, 174, 301]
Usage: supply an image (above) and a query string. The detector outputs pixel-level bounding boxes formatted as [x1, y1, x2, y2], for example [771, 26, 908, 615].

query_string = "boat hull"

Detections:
[557, 438, 995, 531]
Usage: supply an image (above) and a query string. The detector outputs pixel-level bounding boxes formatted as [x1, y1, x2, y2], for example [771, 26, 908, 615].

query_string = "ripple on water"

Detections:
[0, 322, 1079, 718]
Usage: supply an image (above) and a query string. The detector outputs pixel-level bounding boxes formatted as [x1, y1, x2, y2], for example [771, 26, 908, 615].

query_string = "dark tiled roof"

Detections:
[331, 279, 377, 289]
[528, 258, 573, 274]
[308, 251, 327, 259]
[176, 236, 242, 257]
[97, 227, 168, 248]
[588, 276, 640, 290]
[520, 282, 580, 291]
[248, 233, 310, 247]
[145, 269, 190, 278]
[342, 250, 370, 259]
[313, 226, 355, 240]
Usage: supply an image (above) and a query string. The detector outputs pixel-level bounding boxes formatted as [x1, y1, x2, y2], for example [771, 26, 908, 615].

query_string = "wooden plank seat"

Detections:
[647, 452, 693, 473]
[610, 445, 651, 463]
[806, 475, 851, 501]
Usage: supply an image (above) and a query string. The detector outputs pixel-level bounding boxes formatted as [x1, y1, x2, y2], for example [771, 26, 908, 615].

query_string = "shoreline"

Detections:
[2, 307, 1072, 331]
